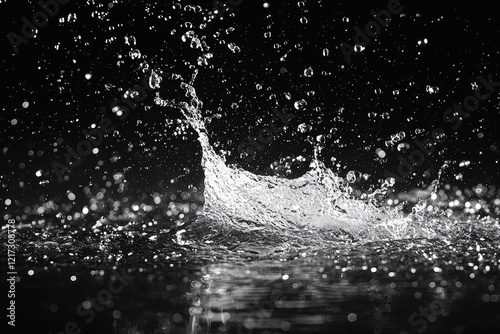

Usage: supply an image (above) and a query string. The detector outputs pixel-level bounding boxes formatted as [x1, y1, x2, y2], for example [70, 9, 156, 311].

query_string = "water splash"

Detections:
[154, 70, 441, 242]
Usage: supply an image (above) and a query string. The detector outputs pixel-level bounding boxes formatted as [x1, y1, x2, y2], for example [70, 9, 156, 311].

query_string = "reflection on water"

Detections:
[183, 239, 500, 334]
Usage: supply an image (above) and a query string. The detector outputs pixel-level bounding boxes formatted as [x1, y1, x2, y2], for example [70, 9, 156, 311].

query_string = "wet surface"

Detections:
[4, 219, 500, 334]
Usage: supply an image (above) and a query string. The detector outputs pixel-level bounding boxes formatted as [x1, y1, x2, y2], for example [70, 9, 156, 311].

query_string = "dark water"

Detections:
[4, 217, 500, 334]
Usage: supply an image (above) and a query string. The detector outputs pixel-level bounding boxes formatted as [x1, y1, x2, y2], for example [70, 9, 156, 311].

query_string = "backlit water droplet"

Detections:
[294, 99, 307, 110]
[304, 67, 314, 77]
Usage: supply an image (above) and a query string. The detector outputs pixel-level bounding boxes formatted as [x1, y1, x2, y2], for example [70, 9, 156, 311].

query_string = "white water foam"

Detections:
[155, 71, 439, 241]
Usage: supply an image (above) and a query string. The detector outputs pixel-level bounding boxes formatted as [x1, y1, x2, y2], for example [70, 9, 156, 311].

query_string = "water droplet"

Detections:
[426, 85, 439, 94]
[376, 149, 386, 158]
[124, 35, 136, 46]
[354, 45, 365, 53]
[294, 99, 307, 110]
[304, 66, 314, 77]
[322, 48, 329, 57]
[228, 43, 241, 53]
[397, 143, 409, 152]
[66, 13, 77, 23]
[129, 49, 141, 59]
[417, 38, 428, 46]
[297, 123, 312, 133]
[347, 171, 357, 183]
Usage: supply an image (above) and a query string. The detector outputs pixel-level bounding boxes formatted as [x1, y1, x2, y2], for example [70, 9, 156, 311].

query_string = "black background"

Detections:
[1, 0, 499, 209]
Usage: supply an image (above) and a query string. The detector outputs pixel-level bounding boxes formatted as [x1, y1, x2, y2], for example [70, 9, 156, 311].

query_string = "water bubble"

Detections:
[264, 31, 272, 38]
[393, 89, 400, 95]
[304, 66, 314, 77]
[347, 171, 357, 183]
[294, 99, 307, 110]
[342, 17, 349, 23]
[322, 48, 329, 57]
[300, 17, 308, 24]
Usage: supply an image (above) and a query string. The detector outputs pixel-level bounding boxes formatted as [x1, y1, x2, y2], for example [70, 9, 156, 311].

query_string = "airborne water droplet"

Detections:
[297, 123, 312, 133]
[426, 85, 439, 94]
[228, 43, 241, 53]
[354, 45, 365, 53]
[294, 99, 307, 110]
[129, 49, 141, 59]
[304, 67, 314, 77]
[124, 35, 136, 46]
